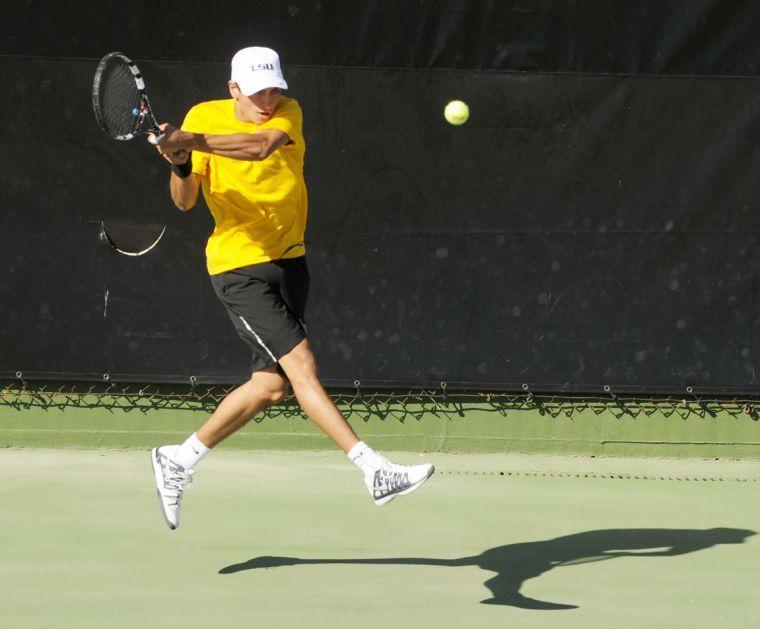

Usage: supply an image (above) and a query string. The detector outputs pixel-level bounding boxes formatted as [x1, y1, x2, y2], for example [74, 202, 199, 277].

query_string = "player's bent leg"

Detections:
[197, 366, 290, 447]
[151, 366, 289, 530]
[278, 339, 434, 505]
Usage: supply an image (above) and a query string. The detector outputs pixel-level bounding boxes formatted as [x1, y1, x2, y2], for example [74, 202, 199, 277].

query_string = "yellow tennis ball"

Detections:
[444, 100, 469, 125]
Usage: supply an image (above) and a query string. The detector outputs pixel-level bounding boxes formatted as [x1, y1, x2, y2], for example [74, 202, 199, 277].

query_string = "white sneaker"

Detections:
[365, 460, 435, 506]
[151, 445, 194, 530]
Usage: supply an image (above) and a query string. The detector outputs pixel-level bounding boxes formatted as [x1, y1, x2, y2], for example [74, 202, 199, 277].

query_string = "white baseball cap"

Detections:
[230, 46, 288, 96]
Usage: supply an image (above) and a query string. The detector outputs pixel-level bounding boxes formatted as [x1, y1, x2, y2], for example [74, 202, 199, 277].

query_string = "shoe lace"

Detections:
[373, 465, 410, 496]
[162, 460, 194, 503]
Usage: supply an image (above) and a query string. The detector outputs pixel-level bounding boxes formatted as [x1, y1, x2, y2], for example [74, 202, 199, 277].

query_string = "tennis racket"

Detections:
[92, 52, 164, 144]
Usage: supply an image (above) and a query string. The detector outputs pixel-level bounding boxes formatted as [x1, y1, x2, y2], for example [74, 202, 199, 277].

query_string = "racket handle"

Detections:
[148, 132, 164, 145]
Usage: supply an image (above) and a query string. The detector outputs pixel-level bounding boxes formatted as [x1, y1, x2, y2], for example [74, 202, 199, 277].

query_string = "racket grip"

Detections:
[148, 133, 164, 145]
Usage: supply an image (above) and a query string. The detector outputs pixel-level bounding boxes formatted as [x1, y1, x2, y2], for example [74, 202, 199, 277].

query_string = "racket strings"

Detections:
[96, 60, 143, 137]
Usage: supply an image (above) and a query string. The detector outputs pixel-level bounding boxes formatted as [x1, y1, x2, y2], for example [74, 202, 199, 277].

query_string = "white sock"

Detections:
[173, 432, 211, 470]
[347, 441, 386, 475]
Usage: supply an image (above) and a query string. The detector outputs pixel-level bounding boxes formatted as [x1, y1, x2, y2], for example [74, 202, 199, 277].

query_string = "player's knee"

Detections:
[248, 369, 289, 405]
[288, 350, 318, 384]
[267, 381, 289, 404]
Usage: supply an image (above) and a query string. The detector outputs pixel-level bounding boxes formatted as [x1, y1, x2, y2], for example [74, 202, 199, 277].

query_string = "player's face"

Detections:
[249, 88, 282, 120]
[230, 83, 282, 124]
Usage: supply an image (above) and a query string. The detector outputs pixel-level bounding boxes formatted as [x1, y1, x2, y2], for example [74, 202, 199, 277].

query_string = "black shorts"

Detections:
[210, 256, 309, 373]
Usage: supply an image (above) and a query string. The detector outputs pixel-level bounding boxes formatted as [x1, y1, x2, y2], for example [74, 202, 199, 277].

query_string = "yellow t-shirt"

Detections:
[181, 97, 308, 274]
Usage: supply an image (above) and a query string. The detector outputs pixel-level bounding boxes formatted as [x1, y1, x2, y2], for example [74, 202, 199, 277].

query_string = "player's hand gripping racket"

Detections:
[92, 52, 164, 144]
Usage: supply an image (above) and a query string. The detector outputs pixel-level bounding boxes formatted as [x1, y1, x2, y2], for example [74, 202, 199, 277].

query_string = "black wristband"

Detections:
[171, 154, 193, 178]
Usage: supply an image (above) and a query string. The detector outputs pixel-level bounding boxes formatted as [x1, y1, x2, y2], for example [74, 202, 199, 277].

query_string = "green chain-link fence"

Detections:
[3, 379, 760, 423]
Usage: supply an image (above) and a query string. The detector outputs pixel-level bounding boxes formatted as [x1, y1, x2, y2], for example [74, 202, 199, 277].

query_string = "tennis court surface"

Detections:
[1, 448, 758, 628]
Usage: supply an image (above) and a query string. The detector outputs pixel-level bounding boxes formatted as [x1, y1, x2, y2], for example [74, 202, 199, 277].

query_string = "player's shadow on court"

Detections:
[219, 527, 755, 610]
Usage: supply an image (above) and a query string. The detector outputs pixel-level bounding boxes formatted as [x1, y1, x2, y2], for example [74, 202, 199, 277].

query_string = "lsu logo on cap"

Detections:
[253, 63, 275, 71]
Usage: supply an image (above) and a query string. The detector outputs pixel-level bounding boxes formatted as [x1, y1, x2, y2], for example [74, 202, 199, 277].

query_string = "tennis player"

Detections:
[148, 46, 434, 530]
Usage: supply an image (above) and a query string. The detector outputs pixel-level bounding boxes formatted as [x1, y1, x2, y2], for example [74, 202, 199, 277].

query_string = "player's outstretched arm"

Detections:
[155, 124, 290, 161]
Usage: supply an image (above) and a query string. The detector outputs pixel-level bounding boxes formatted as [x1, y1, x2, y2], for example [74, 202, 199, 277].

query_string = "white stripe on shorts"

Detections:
[238, 315, 277, 363]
